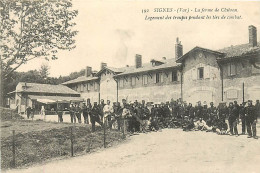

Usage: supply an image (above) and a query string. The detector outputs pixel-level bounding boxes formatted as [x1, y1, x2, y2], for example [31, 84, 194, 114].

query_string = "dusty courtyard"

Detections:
[3, 126, 260, 173]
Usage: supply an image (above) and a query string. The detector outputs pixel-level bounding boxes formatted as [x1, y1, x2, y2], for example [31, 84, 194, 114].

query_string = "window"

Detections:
[142, 75, 148, 85]
[198, 67, 204, 79]
[131, 77, 136, 86]
[172, 71, 178, 82]
[119, 78, 124, 88]
[87, 83, 90, 91]
[227, 62, 237, 76]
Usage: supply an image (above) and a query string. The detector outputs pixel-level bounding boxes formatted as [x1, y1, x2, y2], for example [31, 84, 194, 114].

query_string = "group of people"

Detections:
[66, 98, 259, 139]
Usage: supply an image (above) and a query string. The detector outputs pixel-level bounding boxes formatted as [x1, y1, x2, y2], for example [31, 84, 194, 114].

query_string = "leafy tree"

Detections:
[0, 0, 78, 106]
[39, 63, 50, 79]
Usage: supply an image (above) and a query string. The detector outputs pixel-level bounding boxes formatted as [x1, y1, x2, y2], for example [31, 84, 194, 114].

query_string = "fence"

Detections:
[1, 120, 127, 169]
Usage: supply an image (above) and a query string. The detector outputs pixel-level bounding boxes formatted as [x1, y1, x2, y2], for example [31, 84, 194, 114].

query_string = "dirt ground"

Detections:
[1, 120, 123, 169]
[3, 123, 260, 173]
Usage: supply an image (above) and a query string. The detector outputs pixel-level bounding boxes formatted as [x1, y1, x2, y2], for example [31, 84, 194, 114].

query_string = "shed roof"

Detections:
[17, 82, 79, 95]
[62, 76, 99, 85]
[115, 58, 181, 77]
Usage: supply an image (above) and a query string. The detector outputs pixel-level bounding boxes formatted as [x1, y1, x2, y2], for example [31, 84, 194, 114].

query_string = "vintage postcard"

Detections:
[1, 0, 260, 173]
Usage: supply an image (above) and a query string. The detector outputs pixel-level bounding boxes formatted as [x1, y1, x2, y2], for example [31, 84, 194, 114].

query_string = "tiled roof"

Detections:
[176, 46, 224, 63]
[62, 76, 99, 85]
[217, 42, 260, 59]
[115, 58, 181, 77]
[17, 82, 79, 95]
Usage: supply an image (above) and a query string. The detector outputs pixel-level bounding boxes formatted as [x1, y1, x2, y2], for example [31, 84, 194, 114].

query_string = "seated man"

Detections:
[194, 118, 208, 130]
[182, 116, 195, 131]
[215, 118, 229, 135]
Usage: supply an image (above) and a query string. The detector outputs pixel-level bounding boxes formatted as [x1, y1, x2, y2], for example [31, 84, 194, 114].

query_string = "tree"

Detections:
[39, 63, 50, 79]
[0, 0, 78, 106]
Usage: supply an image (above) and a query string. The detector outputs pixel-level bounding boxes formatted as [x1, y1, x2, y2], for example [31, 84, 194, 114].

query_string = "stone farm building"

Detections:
[62, 25, 260, 105]
[7, 82, 82, 114]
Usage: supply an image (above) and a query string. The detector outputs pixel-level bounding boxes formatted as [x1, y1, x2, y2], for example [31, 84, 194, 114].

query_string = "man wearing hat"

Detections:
[82, 99, 92, 124]
[202, 101, 208, 120]
[69, 103, 76, 123]
[56, 103, 63, 123]
[75, 103, 82, 123]
[228, 102, 239, 136]
[195, 101, 203, 119]
[239, 102, 247, 135]
[208, 102, 217, 119]
[103, 100, 114, 129]
[255, 100, 260, 118]
[90, 102, 103, 132]
[246, 100, 257, 139]
[218, 102, 228, 123]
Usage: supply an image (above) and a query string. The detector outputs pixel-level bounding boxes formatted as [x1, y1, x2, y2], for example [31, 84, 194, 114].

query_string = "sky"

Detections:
[17, 0, 260, 77]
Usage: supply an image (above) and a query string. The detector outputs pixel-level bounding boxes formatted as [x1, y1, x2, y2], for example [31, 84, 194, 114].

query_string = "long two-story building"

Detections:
[62, 25, 260, 105]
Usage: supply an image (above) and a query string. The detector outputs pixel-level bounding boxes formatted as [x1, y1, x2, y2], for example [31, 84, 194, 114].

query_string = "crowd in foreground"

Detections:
[26, 98, 260, 139]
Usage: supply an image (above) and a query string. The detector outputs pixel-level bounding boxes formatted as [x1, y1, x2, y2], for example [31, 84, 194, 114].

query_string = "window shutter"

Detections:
[227, 63, 231, 76]
[160, 73, 164, 83]
[154, 74, 157, 83]
[192, 68, 196, 80]
[204, 66, 210, 79]
[169, 71, 172, 81]
[176, 71, 180, 81]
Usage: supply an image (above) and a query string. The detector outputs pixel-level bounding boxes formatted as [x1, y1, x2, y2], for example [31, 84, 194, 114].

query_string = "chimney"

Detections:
[91, 70, 97, 77]
[100, 62, 107, 70]
[85, 66, 92, 77]
[175, 37, 183, 60]
[249, 25, 257, 47]
[135, 54, 142, 68]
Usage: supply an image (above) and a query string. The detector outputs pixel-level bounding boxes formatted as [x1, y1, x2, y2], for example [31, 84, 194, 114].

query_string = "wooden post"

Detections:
[70, 127, 74, 157]
[103, 119, 106, 148]
[12, 130, 15, 168]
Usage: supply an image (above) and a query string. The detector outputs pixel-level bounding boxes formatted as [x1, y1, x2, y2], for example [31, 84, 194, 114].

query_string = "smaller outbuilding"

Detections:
[7, 82, 82, 114]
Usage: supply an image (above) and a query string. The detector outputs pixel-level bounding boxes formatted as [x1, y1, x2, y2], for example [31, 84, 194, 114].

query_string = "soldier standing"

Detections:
[103, 100, 114, 129]
[99, 99, 105, 122]
[195, 101, 203, 119]
[172, 101, 178, 118]
[228, 102, 239, 136]
[25, 106, 31, 119]
[82, 99, 91, 124]
[208, 102, 217, 119]
[202, 102, 208, 121]
[57, 104, 63, 123]
[69, 103, 76, 123]
[75, 103, 82, 123]
[246, 100, 257, 139]
[218, 102, 228, 123]
[239, 102, 247, 135]
[82, 102, 88, 124]
[90, 102, 103, 132]
[188, 103, 195, 120]
[255, 100, 260, 118]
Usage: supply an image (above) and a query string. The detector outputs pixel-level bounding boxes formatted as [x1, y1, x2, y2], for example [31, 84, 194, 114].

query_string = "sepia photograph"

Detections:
[0, 0, 260, 173]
